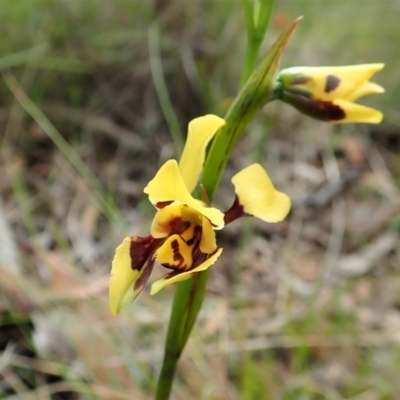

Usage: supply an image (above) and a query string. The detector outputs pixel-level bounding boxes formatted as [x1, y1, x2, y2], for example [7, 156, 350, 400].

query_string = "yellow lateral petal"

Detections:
[199, 216, 217, 254]
[144, 159, 225, 229]
[232, 164, 291, 223]
[178, 115, 225, 193]
[150, 248, 223, 295]
[325, 64, 384, 100]
[331, 99, 383, 124]
[346, 81, 385, 102]
[109, 237, 155, 315]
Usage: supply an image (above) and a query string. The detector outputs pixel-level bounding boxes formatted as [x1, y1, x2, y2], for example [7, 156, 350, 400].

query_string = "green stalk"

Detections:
[155, 18, 300, 400]
[240, 0, 275, 88]
[155, 271, 208, 398]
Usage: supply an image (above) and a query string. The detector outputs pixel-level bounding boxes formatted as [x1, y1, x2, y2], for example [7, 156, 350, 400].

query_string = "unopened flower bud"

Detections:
[275, 64, 385, 124]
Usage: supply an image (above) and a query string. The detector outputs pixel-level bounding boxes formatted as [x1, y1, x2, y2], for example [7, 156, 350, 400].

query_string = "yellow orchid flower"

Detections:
[276, 64, 385, 123]
[109, 115, 291, 315]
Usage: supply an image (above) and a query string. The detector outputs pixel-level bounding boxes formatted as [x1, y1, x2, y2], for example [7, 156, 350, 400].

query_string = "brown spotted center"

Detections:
[169, 239, 186, 270]
[168, 217, 190, 235]
[160, 214, 204, 272]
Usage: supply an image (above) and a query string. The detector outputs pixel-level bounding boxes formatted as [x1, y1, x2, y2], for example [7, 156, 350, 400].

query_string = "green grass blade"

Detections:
[148, 23, 184, 154]
[3, 71, 118, 223]
[0, 44, 48, 71]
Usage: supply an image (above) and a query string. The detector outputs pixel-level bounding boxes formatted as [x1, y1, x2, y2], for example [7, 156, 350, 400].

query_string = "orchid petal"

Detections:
[332, 99, 383, 124]
[144, 159, 225, 229]
[109, 236, 158, 315]
[150, 248, 223, 295]
[232, 164, 291, 223]
[199, 216, 217, 254]
[178, 115, 225, 193]
[346, 81, 385, 102]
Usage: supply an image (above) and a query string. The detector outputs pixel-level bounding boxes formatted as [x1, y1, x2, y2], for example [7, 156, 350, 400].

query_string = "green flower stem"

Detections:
[155, 18, 300, 400]
[155, 270, 209, 399]
[240, 0, 275, 88]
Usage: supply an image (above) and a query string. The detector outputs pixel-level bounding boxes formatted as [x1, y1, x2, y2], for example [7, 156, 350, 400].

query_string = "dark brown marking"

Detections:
[282, 91, 345, 121]
[130, 235, 162, 271]
[167, 239, 186, 271]
[133, 257, 156, 291]
[168, 217, 190, 235]
[155, 201, 174, 209]
[191, 247, 207, 269]
[324, 75, 340, 93]
[223, 196, 246, 224]
[161, 270, 180, 280]
[186, 225, 202, 246]
[314, 100, 346, 120]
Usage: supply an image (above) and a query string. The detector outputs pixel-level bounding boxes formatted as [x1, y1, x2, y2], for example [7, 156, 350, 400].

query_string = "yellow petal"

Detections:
[346, 81, 385, 102]
[109, 237, 155, 315]
[178, 115, 225, 193]
[144, 159, 225, 229]
[150, 248, 223, 295]
[199, 216, 217, 254]
[325, 64, 384, 100]
[331, 99, 383, 124]
[232, 164, 291, 223]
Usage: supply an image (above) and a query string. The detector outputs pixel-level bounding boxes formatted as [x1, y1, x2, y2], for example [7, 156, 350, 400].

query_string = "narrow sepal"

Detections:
[178, 115, 225, 194]
[109, 236, 159, 315]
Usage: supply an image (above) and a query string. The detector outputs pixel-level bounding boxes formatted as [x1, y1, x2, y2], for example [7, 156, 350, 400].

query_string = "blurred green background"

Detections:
[0, 1, 399, 399]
